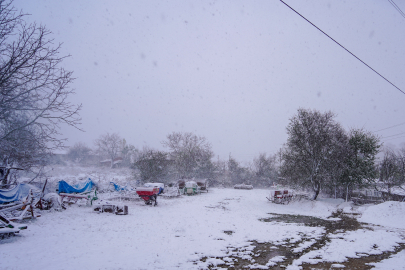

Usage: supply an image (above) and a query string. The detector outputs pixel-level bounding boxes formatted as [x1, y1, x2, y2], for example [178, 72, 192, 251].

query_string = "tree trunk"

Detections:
[1, 168, 11, 186]
[313, 181, 320, 200]
[0, 169, 6, 186]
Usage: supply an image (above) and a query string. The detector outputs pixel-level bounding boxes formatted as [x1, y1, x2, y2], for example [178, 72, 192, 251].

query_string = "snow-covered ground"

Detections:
[1, 167, 405, 269]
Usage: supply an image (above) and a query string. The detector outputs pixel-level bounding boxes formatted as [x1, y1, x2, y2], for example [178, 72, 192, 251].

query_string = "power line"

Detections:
[279, 0, 405, 96]
[382, 131, 405, 139]
[383, 134, 405, 141]
[373, 121, 405, 133]
[388, 0, 405, 19]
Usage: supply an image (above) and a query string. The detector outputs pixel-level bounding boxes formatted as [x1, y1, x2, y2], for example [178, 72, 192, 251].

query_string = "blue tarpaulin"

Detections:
[58, 179, 95, 194]
[0, 183, 36, 204]
[110, 182, 130, 192]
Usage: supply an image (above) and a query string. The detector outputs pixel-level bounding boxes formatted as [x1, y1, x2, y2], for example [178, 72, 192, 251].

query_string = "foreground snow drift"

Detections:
[359, 201, 405, 229]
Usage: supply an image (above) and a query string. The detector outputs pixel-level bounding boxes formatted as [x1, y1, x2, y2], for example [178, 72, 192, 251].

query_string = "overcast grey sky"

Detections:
[13, 0, 405, 162]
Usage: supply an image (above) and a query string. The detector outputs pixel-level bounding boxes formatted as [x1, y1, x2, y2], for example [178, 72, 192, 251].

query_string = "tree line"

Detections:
[49, 109, 405, 200]
[66, 131, 280, 189]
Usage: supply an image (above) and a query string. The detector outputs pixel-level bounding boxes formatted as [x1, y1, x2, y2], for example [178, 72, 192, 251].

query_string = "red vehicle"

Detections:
[136, 187, 159, 206]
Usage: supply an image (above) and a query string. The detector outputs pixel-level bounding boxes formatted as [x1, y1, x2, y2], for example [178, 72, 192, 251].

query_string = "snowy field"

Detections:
[1, 186, 405, 269]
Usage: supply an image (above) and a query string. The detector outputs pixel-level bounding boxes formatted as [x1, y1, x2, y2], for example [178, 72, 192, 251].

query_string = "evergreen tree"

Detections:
[340, 129, 380, 200]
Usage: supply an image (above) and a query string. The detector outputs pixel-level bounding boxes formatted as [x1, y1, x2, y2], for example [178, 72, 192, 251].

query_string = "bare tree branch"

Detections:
[0, 0, 82, 185]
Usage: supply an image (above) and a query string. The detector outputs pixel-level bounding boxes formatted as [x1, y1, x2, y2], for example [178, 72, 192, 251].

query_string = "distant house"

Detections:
[352, 182, 405, 203]
[380, 186, 405, 202]
[100, 157, 123, 168]
[351, 188, 383, 204]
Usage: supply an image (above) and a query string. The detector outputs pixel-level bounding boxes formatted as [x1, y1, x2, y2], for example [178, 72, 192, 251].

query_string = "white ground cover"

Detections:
[1, 186, 405, 269]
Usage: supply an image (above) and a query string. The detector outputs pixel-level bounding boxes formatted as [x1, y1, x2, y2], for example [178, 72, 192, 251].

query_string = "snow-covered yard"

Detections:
[1, 188, 405, 270]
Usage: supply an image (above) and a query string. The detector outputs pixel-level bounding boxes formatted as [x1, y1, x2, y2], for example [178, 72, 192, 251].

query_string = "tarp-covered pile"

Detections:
[110, 182, 131, 192]
[0, 183, 40, 204]
[58, 178, 95, 194]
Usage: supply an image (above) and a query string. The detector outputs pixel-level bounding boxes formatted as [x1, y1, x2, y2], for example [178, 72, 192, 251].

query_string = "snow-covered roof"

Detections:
[381, 186, 405, 196]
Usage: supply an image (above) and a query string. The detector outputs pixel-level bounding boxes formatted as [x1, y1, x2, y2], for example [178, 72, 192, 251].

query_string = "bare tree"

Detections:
[0, 1, 81, 144]
[94, 133, 122, 168]
[0, 118, 48, 185]
[0, 1, 81, 185]
[162, 132, 214, 179]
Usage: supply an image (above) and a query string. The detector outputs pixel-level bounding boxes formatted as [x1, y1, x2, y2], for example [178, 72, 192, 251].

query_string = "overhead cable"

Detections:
[279, 0, 405, 96]
[381, 131, 405, 139]
[373, 121, 405, 133]
[383, 134, 405, 141]
[388, 0, 405, 19]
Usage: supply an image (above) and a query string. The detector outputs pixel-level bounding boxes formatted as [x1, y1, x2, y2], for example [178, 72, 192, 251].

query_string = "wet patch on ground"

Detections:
[196, 212, 405, 269]
[260, 212, 367, 233]
[300, 243, 405, 270]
